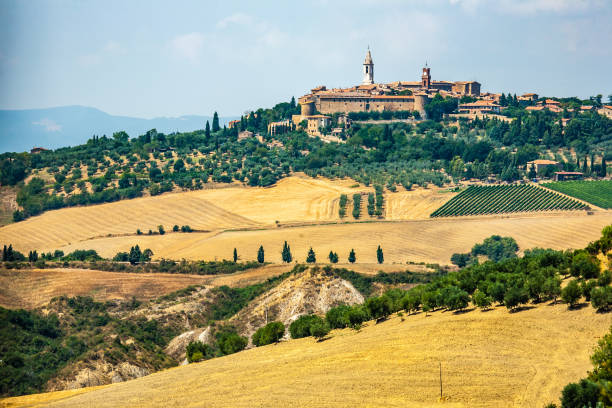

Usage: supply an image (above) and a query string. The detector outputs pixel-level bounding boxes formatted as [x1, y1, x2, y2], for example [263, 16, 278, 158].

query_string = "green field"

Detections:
[430, 184, 588, 217]
[542, 180, 612, 209]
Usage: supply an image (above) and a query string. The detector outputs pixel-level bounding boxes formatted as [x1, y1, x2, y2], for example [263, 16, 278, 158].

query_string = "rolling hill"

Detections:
[4, 301, 610, 408]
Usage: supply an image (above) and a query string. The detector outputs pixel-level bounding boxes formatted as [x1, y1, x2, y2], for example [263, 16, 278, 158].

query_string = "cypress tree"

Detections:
[282, 241, 292, 263]
[376, 245, 384, 264]
[205, 120, 211, 139]
[233, 248, 238, 263]
[212, 112, 220, 132]
[257, 246, 265, 263]
[306, 247, 316, 264]
[348, 249, 356, 264]
[601, 157, 607, 177]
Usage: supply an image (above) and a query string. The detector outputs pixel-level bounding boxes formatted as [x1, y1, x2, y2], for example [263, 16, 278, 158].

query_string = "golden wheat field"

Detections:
[56, 212, 610, 265]
[0, 176, 374, 251]
[4, 302, 610, 408]
[0, 175, 609, 266]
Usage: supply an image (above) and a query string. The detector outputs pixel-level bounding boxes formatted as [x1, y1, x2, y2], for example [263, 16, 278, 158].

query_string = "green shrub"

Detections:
[216, 332, 247, 355]
[289, 314, 325, 339]
[186, 341, 211, 362]
[252, 322, 285, 346]
[325, 305, 351, 329]
[591, 286, 612, 312]
[561, 280, 582, 308]
[310, 320, 330, 341]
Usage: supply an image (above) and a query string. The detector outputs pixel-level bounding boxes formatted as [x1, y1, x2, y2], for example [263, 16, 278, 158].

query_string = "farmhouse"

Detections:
[526, 159, 559, 175]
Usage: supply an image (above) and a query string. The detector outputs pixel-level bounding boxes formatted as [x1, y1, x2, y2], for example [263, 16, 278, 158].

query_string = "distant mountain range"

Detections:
[0, 106, 238, 153]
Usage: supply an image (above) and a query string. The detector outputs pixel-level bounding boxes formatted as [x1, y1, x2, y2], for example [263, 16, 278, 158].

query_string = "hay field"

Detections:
[0, 268, 211, 309]
[0, 264, 298, 310]
[0, 176, 368, 253]
[5, 302, 610, 408]
[384, 188, 457, 219]
[57, 212, 611, 265]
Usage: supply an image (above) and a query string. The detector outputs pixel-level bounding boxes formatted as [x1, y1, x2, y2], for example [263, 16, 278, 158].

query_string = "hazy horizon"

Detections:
[1, 0, 611, 119]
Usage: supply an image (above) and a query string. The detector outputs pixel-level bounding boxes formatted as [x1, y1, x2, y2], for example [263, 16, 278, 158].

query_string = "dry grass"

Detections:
[0, 176, 368, 253]
[384, 188, 456, 219]
[1, 175, 608, 267]
[0, 268, 212, 309]
[4, 302, 610, 408]
[0, 264, 299, 310]
[56, 212, 611, 265]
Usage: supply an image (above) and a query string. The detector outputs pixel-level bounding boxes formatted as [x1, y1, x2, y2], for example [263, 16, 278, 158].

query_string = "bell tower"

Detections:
[362, 47, 374, 85]
[421, 63, 431, 89]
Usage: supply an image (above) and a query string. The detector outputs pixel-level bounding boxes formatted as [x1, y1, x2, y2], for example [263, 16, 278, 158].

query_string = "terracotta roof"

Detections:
[554, 171, 583, 175]
[522, 93, 538, 97]
[603, 105, 612, 110]
[527, 159, 558, 165]
[459, 100, 500, 107]
[545, 99, 560, 105]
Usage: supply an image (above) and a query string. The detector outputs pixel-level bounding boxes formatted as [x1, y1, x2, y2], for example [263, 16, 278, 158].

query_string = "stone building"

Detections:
[457, 100, 501, 115]
[295, 49, 481, 122]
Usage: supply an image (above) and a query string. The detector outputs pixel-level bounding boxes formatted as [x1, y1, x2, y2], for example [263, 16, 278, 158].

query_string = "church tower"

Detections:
[362, 48, 374, 85]
[421, 64, 431, 89]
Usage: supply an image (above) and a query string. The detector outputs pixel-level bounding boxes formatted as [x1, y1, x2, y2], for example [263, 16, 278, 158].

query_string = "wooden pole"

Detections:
[439, 362, 443, 399]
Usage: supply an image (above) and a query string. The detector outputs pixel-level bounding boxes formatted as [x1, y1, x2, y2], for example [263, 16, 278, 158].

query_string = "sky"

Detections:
[0, 0, 611, 118]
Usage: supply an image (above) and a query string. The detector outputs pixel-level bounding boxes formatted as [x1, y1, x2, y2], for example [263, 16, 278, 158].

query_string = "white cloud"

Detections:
[77, 41, 126, 67]
[103, 41, 126, 54]
[33, 118, 62, 132]
[170, 32, 206, 61]
[216, 13, 254, 29]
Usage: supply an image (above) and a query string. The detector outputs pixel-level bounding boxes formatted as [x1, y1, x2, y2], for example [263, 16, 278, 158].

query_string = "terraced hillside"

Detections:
[5, 302, 610, 408]
[543, 180, 612, 209]
[431, 184, 588, 217]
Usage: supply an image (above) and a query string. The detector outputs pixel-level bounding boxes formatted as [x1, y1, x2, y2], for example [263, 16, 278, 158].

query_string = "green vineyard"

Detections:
[542, 180, 612, 209]
[430, 184, 589, 217]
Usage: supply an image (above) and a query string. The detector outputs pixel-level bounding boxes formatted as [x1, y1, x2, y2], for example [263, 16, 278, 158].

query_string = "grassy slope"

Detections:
[543, 180, 612, 209]
[4, 302, 610, 408]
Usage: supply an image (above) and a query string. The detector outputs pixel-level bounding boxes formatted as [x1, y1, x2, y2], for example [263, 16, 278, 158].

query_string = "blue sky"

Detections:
[0, 0, 610, 118]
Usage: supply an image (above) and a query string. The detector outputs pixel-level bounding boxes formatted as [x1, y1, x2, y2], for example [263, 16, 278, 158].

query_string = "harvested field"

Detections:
[56, 212, 611, 265]
[0, 268, 211, 309]
[384, 187, 457, 219]
[0, 176, 368, 253]
[5, 302, 610, 408]
[0, 264, 297, 310]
